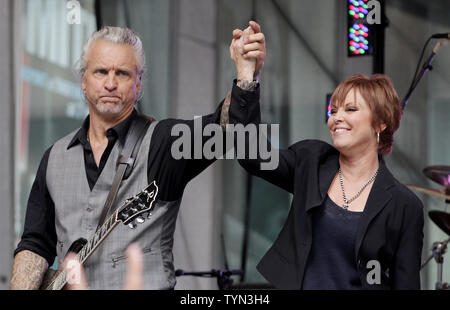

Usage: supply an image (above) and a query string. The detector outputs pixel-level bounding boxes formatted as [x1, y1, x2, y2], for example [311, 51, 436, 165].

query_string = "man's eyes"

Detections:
[94, 69, 130, 77]
[117, 71, 130, 76]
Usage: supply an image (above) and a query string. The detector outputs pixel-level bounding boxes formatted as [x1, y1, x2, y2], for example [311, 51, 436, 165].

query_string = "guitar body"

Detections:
[40, 238, 87, 290]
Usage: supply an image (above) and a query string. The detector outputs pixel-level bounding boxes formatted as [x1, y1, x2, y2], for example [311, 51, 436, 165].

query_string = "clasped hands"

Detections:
[230, 21, 266, 83]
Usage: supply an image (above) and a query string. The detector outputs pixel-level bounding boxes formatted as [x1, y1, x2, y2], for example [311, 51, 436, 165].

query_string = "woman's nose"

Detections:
[333, 109, 344, 123]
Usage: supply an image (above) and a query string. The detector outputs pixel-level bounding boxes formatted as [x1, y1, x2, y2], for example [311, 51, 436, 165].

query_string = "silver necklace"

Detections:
[338, 168, 378, 210]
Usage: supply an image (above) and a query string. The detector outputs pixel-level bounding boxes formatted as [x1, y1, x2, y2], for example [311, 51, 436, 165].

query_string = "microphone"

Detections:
[403, 41, 443, 107]
[418, 41, 442, 77]
[431, 33, 450, 39]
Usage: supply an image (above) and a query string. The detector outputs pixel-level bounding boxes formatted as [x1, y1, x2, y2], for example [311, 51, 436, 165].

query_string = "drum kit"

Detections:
[405, 165, 450, 290]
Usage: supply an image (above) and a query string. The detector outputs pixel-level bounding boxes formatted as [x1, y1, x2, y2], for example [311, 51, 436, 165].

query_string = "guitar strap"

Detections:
[96, 114, 153, 231]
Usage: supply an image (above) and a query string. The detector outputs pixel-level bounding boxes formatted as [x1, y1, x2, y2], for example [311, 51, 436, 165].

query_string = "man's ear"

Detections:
[136, 73, 143, 97]
[81, 75, 87, 92]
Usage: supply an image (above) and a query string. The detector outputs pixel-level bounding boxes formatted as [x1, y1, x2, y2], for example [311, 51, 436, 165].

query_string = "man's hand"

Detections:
[64, 243, 144, 290]
[230, 21, 266, 82]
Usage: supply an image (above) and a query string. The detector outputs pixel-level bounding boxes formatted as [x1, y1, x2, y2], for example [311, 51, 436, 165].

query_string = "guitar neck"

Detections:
[79, 212, 120, 264]
[43, 211, 120, 290]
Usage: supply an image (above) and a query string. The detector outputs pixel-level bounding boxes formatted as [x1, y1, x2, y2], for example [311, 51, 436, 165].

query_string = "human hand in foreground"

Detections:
[64, 243, 143, 290]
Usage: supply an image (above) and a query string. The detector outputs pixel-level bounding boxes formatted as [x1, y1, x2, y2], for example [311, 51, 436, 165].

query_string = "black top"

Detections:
[302, 195, 362, 290]
[238, 139, 424, 289]
[14, 82, 261, 266]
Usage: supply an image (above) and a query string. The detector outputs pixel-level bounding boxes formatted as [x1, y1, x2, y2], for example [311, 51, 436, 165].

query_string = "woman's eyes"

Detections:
[330, 107, 357, 114]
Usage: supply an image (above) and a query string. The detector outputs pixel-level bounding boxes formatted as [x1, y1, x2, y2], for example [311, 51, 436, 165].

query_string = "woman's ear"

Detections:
[378, 123, 387, 133]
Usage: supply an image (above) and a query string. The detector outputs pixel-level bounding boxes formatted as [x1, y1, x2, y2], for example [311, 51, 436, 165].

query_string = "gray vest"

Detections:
[46, 121, 182, 289]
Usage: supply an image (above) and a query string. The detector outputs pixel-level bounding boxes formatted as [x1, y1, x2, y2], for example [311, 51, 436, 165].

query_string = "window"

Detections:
[15, 0, 97, 254]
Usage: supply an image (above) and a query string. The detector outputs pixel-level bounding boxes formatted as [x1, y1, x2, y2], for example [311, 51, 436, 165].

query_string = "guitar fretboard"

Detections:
[79, 215, 119, 264]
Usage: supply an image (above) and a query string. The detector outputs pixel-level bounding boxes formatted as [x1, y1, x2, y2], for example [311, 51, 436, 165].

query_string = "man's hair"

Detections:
[330, 74, 402, 155]
[75, 26, 146, 80]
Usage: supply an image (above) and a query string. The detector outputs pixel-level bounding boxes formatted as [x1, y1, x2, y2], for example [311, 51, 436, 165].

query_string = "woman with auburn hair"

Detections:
[229, 49, 424, 289]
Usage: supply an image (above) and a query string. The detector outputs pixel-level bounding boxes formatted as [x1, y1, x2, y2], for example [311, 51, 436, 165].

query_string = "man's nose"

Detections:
[105, 71, 118, 90]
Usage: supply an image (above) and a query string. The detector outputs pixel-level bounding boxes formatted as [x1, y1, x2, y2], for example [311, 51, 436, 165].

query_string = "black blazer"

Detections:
[239, 139, 424, 290]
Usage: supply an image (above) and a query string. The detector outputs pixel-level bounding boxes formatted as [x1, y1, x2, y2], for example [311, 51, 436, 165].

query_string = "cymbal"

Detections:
[405, 184, 450, 200]
[429, 211, 450, 236]
[423, 166, 450, 188]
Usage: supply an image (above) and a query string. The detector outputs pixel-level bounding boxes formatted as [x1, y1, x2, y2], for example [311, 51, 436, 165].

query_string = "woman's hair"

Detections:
[330, 74, 402, 155]
[75, 26, 146, 80]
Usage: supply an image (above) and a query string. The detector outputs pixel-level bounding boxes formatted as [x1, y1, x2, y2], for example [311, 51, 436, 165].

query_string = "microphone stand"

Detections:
[402, 41, 444, 109]
[421, 238, 450, 290]
[175, 269, 244, 290]
[175, 234, 244, 290]
[403, 38, 449, 290]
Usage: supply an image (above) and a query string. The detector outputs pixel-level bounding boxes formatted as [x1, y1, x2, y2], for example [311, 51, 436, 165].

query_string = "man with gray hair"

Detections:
[10, 23, 266, 289]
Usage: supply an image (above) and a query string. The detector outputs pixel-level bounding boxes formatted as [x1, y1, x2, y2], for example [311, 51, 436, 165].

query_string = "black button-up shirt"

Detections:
[67, 110, 136, 190]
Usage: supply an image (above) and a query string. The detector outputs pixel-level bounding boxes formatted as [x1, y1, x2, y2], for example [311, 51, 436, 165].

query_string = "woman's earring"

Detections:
[377, 132, 380, 144]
